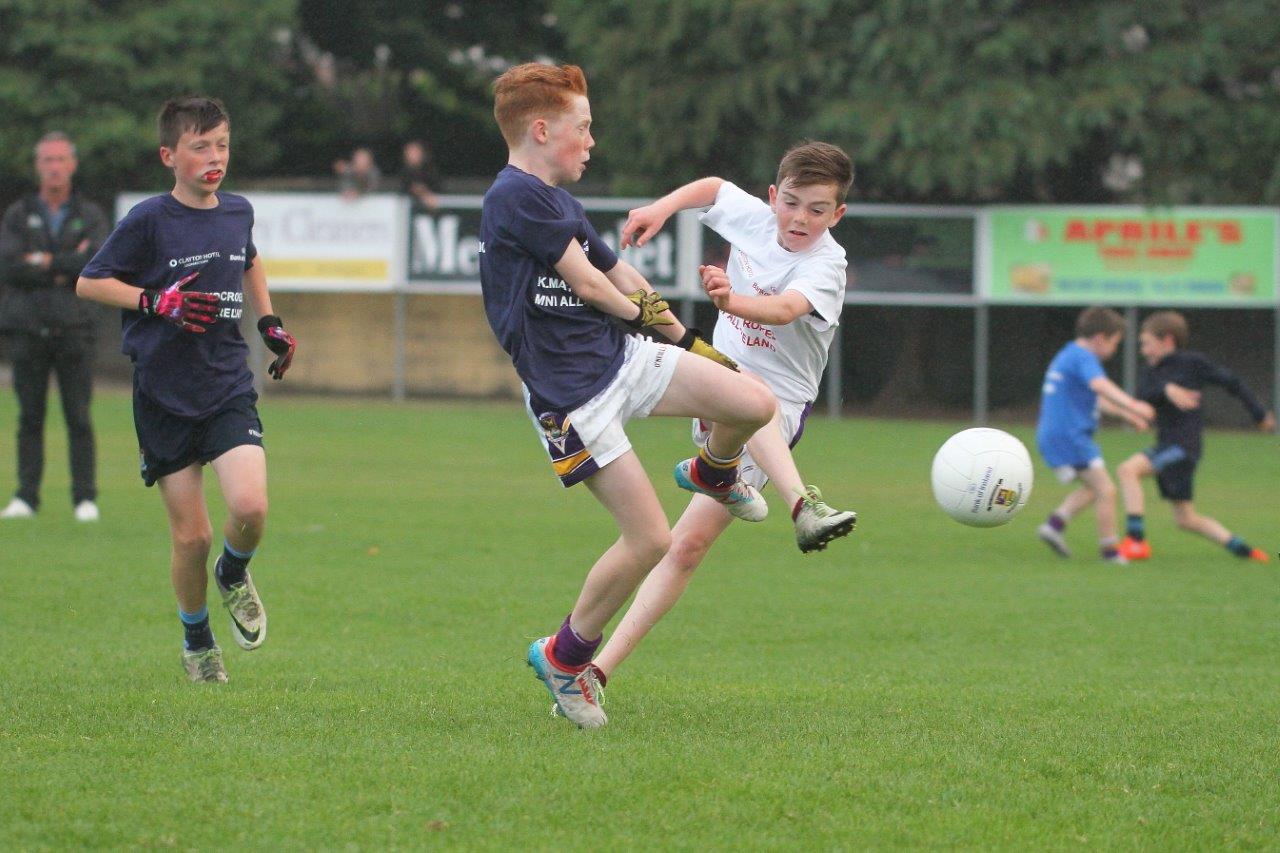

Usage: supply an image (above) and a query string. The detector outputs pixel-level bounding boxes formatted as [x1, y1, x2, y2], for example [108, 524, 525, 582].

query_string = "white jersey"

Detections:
[699, 181, 848, 404]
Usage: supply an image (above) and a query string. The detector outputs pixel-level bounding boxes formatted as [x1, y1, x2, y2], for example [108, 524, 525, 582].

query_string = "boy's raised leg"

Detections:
[210, 445, 268, 650]
[652, 353, 775, 519]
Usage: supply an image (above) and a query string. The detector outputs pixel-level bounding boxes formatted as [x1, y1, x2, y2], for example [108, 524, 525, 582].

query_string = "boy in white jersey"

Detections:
[591, 141, 858, 680]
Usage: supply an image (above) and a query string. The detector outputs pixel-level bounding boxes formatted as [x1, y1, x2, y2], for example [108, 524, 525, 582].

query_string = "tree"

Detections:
[0, 0, 294, 203]
[553, 0, 1280, 203]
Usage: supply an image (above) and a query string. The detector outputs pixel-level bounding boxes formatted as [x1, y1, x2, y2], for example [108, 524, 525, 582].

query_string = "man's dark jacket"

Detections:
[0, 192, 109, 334]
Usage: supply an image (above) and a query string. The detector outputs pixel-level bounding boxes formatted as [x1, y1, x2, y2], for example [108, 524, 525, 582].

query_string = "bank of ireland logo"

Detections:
[538, 412, 570, 454]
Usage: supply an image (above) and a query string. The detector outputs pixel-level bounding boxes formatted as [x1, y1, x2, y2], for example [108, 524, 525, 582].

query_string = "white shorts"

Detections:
[692, 397, 814, 491]
[1052, 457, 1106, 484]
[525, 335, 682, 487]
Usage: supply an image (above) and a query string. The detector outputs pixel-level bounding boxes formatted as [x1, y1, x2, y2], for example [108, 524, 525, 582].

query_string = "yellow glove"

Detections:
[677, 327, 739, 372]
[624, 289, 674, 329]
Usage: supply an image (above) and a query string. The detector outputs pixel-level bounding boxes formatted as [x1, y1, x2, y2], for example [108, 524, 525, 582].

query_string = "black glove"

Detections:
[140, 271, 220, 333]
[257, 315, 297, 380]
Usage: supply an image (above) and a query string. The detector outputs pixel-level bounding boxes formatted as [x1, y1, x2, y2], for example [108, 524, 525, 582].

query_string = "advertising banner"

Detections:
[984, 206, 1277, 304]
[407, 197, 682, 293]
[116, 192, 405, 291]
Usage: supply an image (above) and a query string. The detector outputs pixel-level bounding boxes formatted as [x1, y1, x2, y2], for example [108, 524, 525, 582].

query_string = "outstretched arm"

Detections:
[1090, 375, 1154, 427]
[621, 177, 724, 248]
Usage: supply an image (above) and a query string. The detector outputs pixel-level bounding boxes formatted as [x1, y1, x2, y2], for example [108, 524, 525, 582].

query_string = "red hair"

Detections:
[492, 63, 588, 147]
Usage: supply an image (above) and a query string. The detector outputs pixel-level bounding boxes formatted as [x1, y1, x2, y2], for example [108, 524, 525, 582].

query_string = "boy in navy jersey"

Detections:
[481, 63, 776, 729]
[77, 97, 297, 683]
[1116, 310, 1273, 562]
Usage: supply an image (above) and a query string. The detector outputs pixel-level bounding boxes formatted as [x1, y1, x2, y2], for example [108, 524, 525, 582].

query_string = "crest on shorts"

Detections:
[538, 412, 569, 454]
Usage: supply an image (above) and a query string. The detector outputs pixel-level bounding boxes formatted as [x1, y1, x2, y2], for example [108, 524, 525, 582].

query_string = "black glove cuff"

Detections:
[139, 290, 159, 316]
[257, 314, 284, 333]
[676, 327, 703, 350]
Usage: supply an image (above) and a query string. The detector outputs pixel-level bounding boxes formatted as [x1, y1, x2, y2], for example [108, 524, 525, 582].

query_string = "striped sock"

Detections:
[693, 444, 742, 490]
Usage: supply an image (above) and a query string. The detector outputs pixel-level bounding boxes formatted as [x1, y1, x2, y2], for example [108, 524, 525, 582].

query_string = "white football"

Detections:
[931, 428, 1033, 527]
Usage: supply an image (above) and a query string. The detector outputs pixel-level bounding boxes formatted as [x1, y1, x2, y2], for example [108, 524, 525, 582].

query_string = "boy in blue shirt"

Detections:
[77, 97, 297, 683]
[1116, 310, 1273, 562]
[1035, 306, 1154, 564]
[481, 63, 776, 729]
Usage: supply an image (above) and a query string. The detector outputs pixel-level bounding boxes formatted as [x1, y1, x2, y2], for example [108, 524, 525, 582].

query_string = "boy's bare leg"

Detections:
[1116, 453, 1153, 517]
[571, 451, 675, 639]
[1077, 466, 1119, 544]
[1170, 500, 1232, 545]
[747, 407, 806, 504]
[158, 464, 213, 614]
[1054, 484, 1097, 522]
[650, 354, 775, 458]
[210, 445, 268, 556]
[595, 494, 732, 677]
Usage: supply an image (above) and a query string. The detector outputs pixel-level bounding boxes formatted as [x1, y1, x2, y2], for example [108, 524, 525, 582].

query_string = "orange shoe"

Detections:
[1118, 536, 1151, 561]
[1248, 548, 1271, 563]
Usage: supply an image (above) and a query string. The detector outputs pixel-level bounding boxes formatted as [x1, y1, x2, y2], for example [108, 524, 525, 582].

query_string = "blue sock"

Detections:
[179, 606, 214, 651]
[1225, 536, 1252, 558]
[216, 540, 255, 588]
[1126, 514, 1145, 541]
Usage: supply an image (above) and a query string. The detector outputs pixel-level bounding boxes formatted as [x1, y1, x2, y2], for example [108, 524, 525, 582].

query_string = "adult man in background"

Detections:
[0, 132, 109, 520]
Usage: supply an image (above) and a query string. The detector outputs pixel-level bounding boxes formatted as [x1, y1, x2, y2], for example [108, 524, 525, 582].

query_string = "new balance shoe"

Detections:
[1037, 522, 1071, 558]
[673, 458, 768, 522]
[182, 645, 228, 683]
[527, 636, 607, 729]
[794, 486, 856, 553]
[216, 559, 267, 651]
[1118, 536, 1151, 561]
[0, 497, 34, 519]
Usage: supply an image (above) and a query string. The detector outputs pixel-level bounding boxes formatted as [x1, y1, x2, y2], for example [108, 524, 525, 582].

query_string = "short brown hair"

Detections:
[1075, 306, 1126, 338]
[492, 63, 587, 148]
[775, 141, 854, 202]
[1141, 310, 1189, 348]
[158, 96, 229, 149]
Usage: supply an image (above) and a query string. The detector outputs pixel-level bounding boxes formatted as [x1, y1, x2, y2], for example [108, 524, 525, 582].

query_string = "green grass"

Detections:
[2, 389, 1277, 849]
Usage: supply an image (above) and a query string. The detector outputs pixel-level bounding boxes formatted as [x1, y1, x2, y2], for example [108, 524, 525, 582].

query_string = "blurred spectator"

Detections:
[400, 139, 442, 211]
[0, 131, 108, 521]
[338, 147, 381, 199]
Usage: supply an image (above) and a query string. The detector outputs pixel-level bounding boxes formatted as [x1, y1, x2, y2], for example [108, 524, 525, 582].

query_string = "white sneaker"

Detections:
[527, 636, 607, 729]
[794, 486, 857, 553]
[1037, 522, 1071, 558]
[74, 501, 99, 522]
[182, 645, 228, 684]
[0, 497, 35, 519]
[216, 559, 267, 651]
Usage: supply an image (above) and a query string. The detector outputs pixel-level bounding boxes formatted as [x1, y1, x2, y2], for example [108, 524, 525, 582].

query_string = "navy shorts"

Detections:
[1144, 444, 1197, 502]
[134, 389, 264, 487]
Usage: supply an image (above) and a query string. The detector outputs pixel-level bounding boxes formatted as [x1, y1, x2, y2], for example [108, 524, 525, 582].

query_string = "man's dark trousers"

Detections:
[11, 329, 96, 509]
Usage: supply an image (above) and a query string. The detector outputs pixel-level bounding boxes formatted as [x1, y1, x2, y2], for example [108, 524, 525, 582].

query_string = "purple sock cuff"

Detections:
[554, 615, 602, 668]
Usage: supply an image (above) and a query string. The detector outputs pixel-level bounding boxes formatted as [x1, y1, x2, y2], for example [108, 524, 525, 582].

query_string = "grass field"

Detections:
[2, 389, 1277, 849]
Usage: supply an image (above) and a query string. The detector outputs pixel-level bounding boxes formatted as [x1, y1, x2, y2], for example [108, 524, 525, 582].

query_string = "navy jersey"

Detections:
[82, 192, 257, 418]
[1137, 349, 1267, 458]
[478, 165, 622, 412]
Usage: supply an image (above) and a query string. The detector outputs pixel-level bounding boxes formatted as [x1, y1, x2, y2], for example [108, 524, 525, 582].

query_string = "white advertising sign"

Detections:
[116, 192, 406, 291]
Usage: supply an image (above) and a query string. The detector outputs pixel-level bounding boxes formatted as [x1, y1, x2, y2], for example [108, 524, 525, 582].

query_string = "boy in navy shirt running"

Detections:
[481, 63, 776, 729]
[1116, 310, 1273, 562]
[77, 97, 297, 683]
